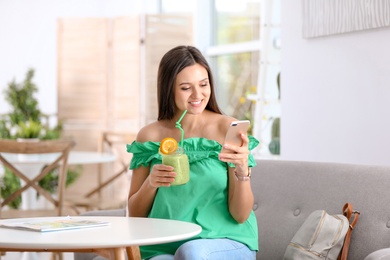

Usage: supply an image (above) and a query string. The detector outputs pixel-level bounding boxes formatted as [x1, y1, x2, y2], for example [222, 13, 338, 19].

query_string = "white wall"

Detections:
[0, 0, 158, 115]
[281, 1, 390, 166]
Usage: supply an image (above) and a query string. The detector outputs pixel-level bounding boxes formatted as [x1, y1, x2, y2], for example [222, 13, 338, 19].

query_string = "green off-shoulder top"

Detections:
[127, 136, 259, 259]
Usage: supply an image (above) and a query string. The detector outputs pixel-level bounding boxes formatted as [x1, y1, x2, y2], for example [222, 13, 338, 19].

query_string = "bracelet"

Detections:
[234, 168, 251, 181]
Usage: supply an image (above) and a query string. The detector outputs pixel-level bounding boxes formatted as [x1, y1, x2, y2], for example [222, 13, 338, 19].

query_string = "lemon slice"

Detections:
[160, 137, 178, 155]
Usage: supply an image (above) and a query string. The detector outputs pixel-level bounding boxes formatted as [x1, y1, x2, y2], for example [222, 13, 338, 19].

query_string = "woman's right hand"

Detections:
[148, 164, 177, 188]
[128, 164, 176, 217]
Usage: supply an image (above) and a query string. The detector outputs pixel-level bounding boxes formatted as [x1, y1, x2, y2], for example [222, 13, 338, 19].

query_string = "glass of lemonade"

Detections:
[162, 147, 190, 185]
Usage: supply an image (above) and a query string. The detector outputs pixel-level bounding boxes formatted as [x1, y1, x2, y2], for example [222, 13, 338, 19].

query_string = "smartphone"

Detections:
[221, 120, 250, 153]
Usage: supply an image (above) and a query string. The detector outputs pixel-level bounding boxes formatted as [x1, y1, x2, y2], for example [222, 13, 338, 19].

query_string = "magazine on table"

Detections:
[0, 217, 110, 232]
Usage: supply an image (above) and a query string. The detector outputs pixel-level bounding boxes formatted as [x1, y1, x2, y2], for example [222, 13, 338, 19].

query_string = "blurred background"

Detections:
[1, 0, 390, 166]
[0, 0, 281, 157]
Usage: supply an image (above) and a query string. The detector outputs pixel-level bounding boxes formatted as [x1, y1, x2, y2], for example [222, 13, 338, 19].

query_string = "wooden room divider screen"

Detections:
[57, 14, 192, 210]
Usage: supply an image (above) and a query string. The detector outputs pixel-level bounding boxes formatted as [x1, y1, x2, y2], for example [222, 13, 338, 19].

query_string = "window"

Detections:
[212, 52, 258, 125]
[214, 0, 261, 45]
[161, 0, 196, 13]
[160, 0, 281, 157]
[209, 0, 281, 157]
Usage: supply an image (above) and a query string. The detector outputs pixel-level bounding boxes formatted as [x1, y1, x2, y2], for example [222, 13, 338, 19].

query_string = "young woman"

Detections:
[127, 45, 259, 259]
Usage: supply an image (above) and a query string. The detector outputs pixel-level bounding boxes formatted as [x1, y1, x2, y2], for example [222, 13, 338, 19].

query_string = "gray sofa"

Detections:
[75, 159, 390, 260]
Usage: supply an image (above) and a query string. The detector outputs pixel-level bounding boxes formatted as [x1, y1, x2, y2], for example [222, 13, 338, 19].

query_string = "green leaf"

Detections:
[0, 167, 22, 209]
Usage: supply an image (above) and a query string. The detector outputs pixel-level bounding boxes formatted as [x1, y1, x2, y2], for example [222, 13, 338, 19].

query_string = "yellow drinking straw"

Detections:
[175, 110, 187, 147]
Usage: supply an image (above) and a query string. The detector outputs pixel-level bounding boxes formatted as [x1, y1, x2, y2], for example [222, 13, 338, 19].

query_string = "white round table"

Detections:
[0, 216, 202, 260]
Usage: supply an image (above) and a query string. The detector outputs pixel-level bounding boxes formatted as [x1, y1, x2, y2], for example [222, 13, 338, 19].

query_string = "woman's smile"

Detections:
[189, 100, 202, 106]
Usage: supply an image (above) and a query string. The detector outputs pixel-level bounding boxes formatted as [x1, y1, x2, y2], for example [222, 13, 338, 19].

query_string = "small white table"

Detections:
[68, 151, 117, 165]
[0, 216, 202, 260]
[1, 151, 116, 209]
[2, 151, 117, 166]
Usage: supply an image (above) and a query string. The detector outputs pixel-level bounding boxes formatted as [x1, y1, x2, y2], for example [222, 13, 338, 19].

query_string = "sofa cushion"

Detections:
[365, 248, 390, 260]
[251, 159, 390, 260]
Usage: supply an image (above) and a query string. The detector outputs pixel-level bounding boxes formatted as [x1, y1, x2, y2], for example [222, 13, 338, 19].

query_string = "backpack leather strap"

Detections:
[338, 203, 360, 260]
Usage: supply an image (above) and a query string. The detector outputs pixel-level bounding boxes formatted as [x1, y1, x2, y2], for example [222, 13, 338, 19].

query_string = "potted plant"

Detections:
[0, 68, 79, 209]
[15, 119, 42, 140]
[269, 72, 281, 155]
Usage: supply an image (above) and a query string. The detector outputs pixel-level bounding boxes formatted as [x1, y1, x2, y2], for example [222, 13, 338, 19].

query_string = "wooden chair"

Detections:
[0, 139, 75, 219]
[93, 131, 135, 199]
[65, 131, 135, 212]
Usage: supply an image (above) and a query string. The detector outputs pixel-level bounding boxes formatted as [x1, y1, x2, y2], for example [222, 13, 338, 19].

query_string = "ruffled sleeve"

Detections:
[127, 136, 260, 170]
[127, 141, 160, 169]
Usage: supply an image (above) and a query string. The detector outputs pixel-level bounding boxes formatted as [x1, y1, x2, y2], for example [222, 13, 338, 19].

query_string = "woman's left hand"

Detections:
[220, 133, 253, 223]
[219, 133, 249, 175]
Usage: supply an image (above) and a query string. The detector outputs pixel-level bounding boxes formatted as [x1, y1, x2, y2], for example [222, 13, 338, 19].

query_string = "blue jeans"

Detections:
[148, 238, 256, 260]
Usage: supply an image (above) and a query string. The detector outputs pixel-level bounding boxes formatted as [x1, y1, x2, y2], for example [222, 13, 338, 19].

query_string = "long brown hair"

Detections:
[157, 45, 222, 120]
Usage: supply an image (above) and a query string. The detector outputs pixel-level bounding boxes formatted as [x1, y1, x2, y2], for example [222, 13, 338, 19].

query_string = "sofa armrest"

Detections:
[79, 208, 126, 217]
[364, 248, 390, 260]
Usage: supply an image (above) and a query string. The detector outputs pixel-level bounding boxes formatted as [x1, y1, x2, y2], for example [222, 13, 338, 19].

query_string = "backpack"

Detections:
[283, 203, 359, 260]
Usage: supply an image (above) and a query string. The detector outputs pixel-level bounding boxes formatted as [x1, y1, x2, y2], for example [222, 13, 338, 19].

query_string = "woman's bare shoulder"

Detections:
[136, 121, 164, 143]
[203, 112, 237, 142]
[211, 113, 237, 132]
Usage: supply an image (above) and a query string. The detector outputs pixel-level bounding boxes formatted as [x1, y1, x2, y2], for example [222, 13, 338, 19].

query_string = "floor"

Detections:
[1, 252, 74, 260]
